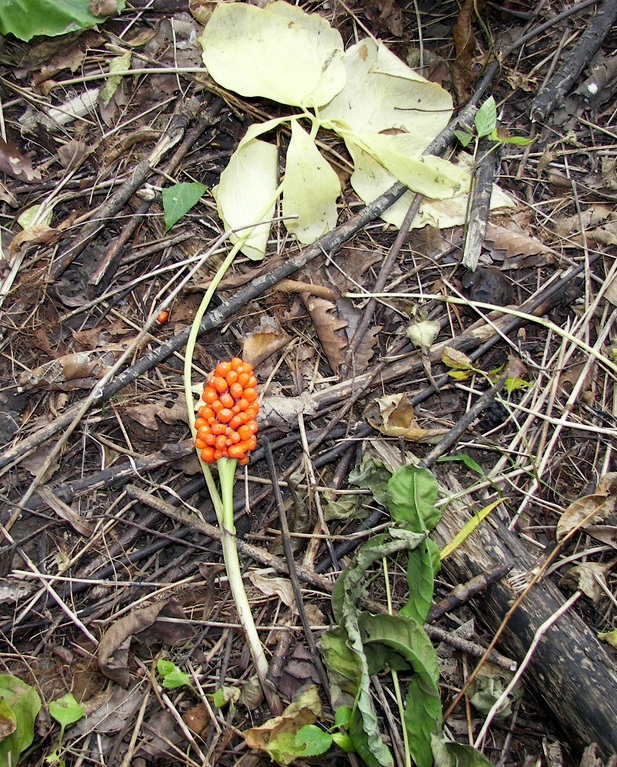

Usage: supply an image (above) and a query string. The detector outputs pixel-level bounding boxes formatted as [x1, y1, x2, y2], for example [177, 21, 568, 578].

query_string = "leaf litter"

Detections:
[0, 1, 616, 766]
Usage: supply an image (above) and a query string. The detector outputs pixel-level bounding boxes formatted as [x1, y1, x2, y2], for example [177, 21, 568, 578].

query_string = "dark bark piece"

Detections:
[530, 0, 617, 122]
[432, 491, 617, 759]
[461, 137, 499, 270]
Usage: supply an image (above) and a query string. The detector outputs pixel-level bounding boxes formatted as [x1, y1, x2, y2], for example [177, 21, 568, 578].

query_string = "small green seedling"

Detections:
[156, 659, 195, 692]
[0, 674, 41, 766]
[46, 693, 85, 767]
[162, 182, 208, 232]
[455, 96, 534, 149]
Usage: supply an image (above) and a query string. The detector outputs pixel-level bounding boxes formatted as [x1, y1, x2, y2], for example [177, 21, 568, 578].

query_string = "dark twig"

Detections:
[461, 138, 500, 270]
[530, 0, 617, 121]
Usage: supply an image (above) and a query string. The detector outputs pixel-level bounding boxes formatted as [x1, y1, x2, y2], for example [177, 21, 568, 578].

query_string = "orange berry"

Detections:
[231, 357, 244, 370]
[156, 310, 170, 324]
[204, 433, 216, 446]
[210, 399, 222, 412]
[229, 415, 242, 430]
[198, 406, 214, 421]
[243, 388, 258, 403]
[218, 408, 233, 423]
[215, 435, 227, 450]
[211, 376, 228, 394]
[219, 392, 234, 408]
[239, 455, 249, 465]
[237, 372, 250, 387]
[228, 444, 246, 459]
[195, 438, 206, 449]
[211, 423, 226, 435]
[238, 424, 254, 441]
[215, 361, 232, 377]
[200, 446, 215, 463]
[230, 382, 244, 399]
[202, 387, 218, 405]
[226, 370, 239, 385]
[244, 405, 259, 420]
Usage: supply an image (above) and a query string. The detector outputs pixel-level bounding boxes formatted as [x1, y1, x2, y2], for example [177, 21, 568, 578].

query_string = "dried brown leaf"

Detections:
[124, 395, 188, 431]
[354, 325, 381, 370]
[97, 600, 192, 686]
[247, 570, 296, 609]
[301, 294, 348, 376]
[365, 393, 448, 443]
[451, 0, 485, 102]
[484, 222, 557, 268]
[242, 320, 292, 368]
[556, 473, 617, 541]
[18, 348, 124, 391]
[0, 137, 41, 183]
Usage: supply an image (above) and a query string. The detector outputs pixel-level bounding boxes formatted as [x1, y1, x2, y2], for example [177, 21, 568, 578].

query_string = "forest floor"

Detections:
[0, 0, 616, 765]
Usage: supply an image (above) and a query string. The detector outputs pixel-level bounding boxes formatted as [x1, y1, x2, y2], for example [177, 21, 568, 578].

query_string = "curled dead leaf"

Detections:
[18, 348, 125, 391]
[556, 473, 617, 541]
[260, 393, 317, 427]
[301, 293, 347, 376]
[247, 570, 296, 610]
[97, 600, 192, 686]
[484, 222, 557, 269]
[365, 393, 448, 443]
[560, 562, 609, 602]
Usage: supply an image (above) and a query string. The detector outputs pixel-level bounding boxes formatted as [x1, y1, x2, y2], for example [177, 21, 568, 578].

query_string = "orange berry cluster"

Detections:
[194, 358, 259, 465]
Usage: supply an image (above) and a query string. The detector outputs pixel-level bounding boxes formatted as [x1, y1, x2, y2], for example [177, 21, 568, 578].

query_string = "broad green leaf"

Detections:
[386, 466, 440, 533]
[321, 39, 452, 147]
[400, 538, 441, 624]
[0, 675, 41, 766]
[0, 0, 125, 42]
[200, 2, 345, 108]
[474, 96, 497, 138]
[319, 626, 362, 710]
[162, 182, 207, 232]
[212, 121, 281, 260]
[294, 725, 333, 756]
[100, 50, 132, 106]
[328, 530, 426, 767]
[156, 658, 192, 690]
[360, 613, 441, 767]
[282, 120, 340, 243]
[497, 135, 535, 146]
[49, 693, 85, 729]
[432, 734, 495, 767]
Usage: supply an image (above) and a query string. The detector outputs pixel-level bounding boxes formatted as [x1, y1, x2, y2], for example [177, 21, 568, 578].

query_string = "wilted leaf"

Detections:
[598, 629, 617, 649]
[242, 323, 292, 368]
[282, 120, 340, 243]
[561, 562, 608, 602]
[365, 393, 448, 443]
[260, 393, 318, 427]
[321, 39, 452, 145]
[468, 661, 519, 718]
[0, 137, 41, 183]
[162, 181, 207, 232]
[18, 348, 124, 391]
[244, 685, 323, 765]
[100, 49, 132, 106]
[441, 346, 478, 371]
[212, 121, 280, 260]
[451, 0, 485, 103]
[556, 473, 617, 541]
[98, 601, 192, 686]
[484, 222, 557, 269]
[247, 570, 296, 610]
[201, 2, 345, 108]
[301, 294, 348, 375]
[407, 319, 441, 351]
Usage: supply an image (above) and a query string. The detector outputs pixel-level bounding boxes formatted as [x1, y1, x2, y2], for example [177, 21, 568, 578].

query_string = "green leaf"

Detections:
[437, 453, 486, 476]
[386, 466, 441, 533]
[200, 1, 346, 108]
[360, 613, 441, 767]
[162, 182, 207, 232]
[348, 457, 393, 508]
[49, 693, 85, 729]
[334, 705, 353, 730]
[328, 530, 426, 767]
[431, 733, 495, 767]
[474, 96, 497, 138]
[282, 120, 340, 243]
[498, 135, 535, 146]
[100, 50, 132, 107]
[212, 120, 281, 260]
[156, 659, 192, 690]
[504, 376, 531, 395]
[400, 538, 441, 624]
[454, 130, 474, 147]
[0, 0, 125, 41]
[0, 675, 41, 766]
[211, 686, 240, 708]
[294, 725, 333, 756]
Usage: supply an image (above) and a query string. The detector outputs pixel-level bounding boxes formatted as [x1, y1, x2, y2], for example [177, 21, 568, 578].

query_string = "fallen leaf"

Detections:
[244, 684, 323, 765]
[98, 601, 192, 686]
[17, 348, 125, 391]
[260, 393, 318, 427]
[451, 0, 485, 103]
[301, 294, 347, 375]
[560, 562, 609, 602]
[124, 394, 188, 431]
[242, 318, 292, 368]
[0, 137, 41, 183]
[484, 222, 558, 269]
[364, 393, 448, 443]
[557, 473, 617, 541]
[247, 570, 296, 610]
[365, 0, 403, 36]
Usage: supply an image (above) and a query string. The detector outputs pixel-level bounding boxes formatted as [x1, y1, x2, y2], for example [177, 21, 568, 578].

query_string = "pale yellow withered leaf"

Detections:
[201, 2, 345, 108]
[282, 120, 340, 243]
